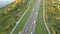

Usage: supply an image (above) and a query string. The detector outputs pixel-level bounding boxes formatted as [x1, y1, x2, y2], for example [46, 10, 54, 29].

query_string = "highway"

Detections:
[0, 0, 51, 34]
[21, 0, 40, 34]
[10, 0, 51, 34]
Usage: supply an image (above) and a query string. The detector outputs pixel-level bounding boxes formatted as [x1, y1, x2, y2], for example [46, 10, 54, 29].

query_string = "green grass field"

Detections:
[34, 0, 48, 34]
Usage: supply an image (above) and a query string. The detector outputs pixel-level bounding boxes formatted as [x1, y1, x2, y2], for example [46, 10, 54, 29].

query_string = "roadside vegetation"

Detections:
[45, 0, 60, 34]
[34, 0, 48, 34]
[0, 0, 30, 34]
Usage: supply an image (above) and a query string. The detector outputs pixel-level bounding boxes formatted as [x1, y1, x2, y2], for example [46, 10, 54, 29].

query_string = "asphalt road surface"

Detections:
[21, 0, 40, 34]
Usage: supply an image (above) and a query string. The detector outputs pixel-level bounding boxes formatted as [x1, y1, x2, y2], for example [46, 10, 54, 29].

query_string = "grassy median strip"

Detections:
[12, 0, 36, 34]
[34, 0, 48, 34]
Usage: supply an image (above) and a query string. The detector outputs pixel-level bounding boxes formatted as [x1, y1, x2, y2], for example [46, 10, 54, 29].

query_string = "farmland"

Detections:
[0, 0, 30, 34]
[45, 0, 60, 34]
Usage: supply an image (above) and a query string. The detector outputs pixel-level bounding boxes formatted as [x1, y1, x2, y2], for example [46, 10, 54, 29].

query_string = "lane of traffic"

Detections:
[22, 0, 40, 34]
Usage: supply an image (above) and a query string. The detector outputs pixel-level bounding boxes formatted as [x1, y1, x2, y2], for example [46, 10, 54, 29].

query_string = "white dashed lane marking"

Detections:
[32, 20, 36, 24]
[36, 12, 38, 15]
[34, 20, 36, 24]
[33, 8, 34, 11]
[31, 32, 32, 34]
